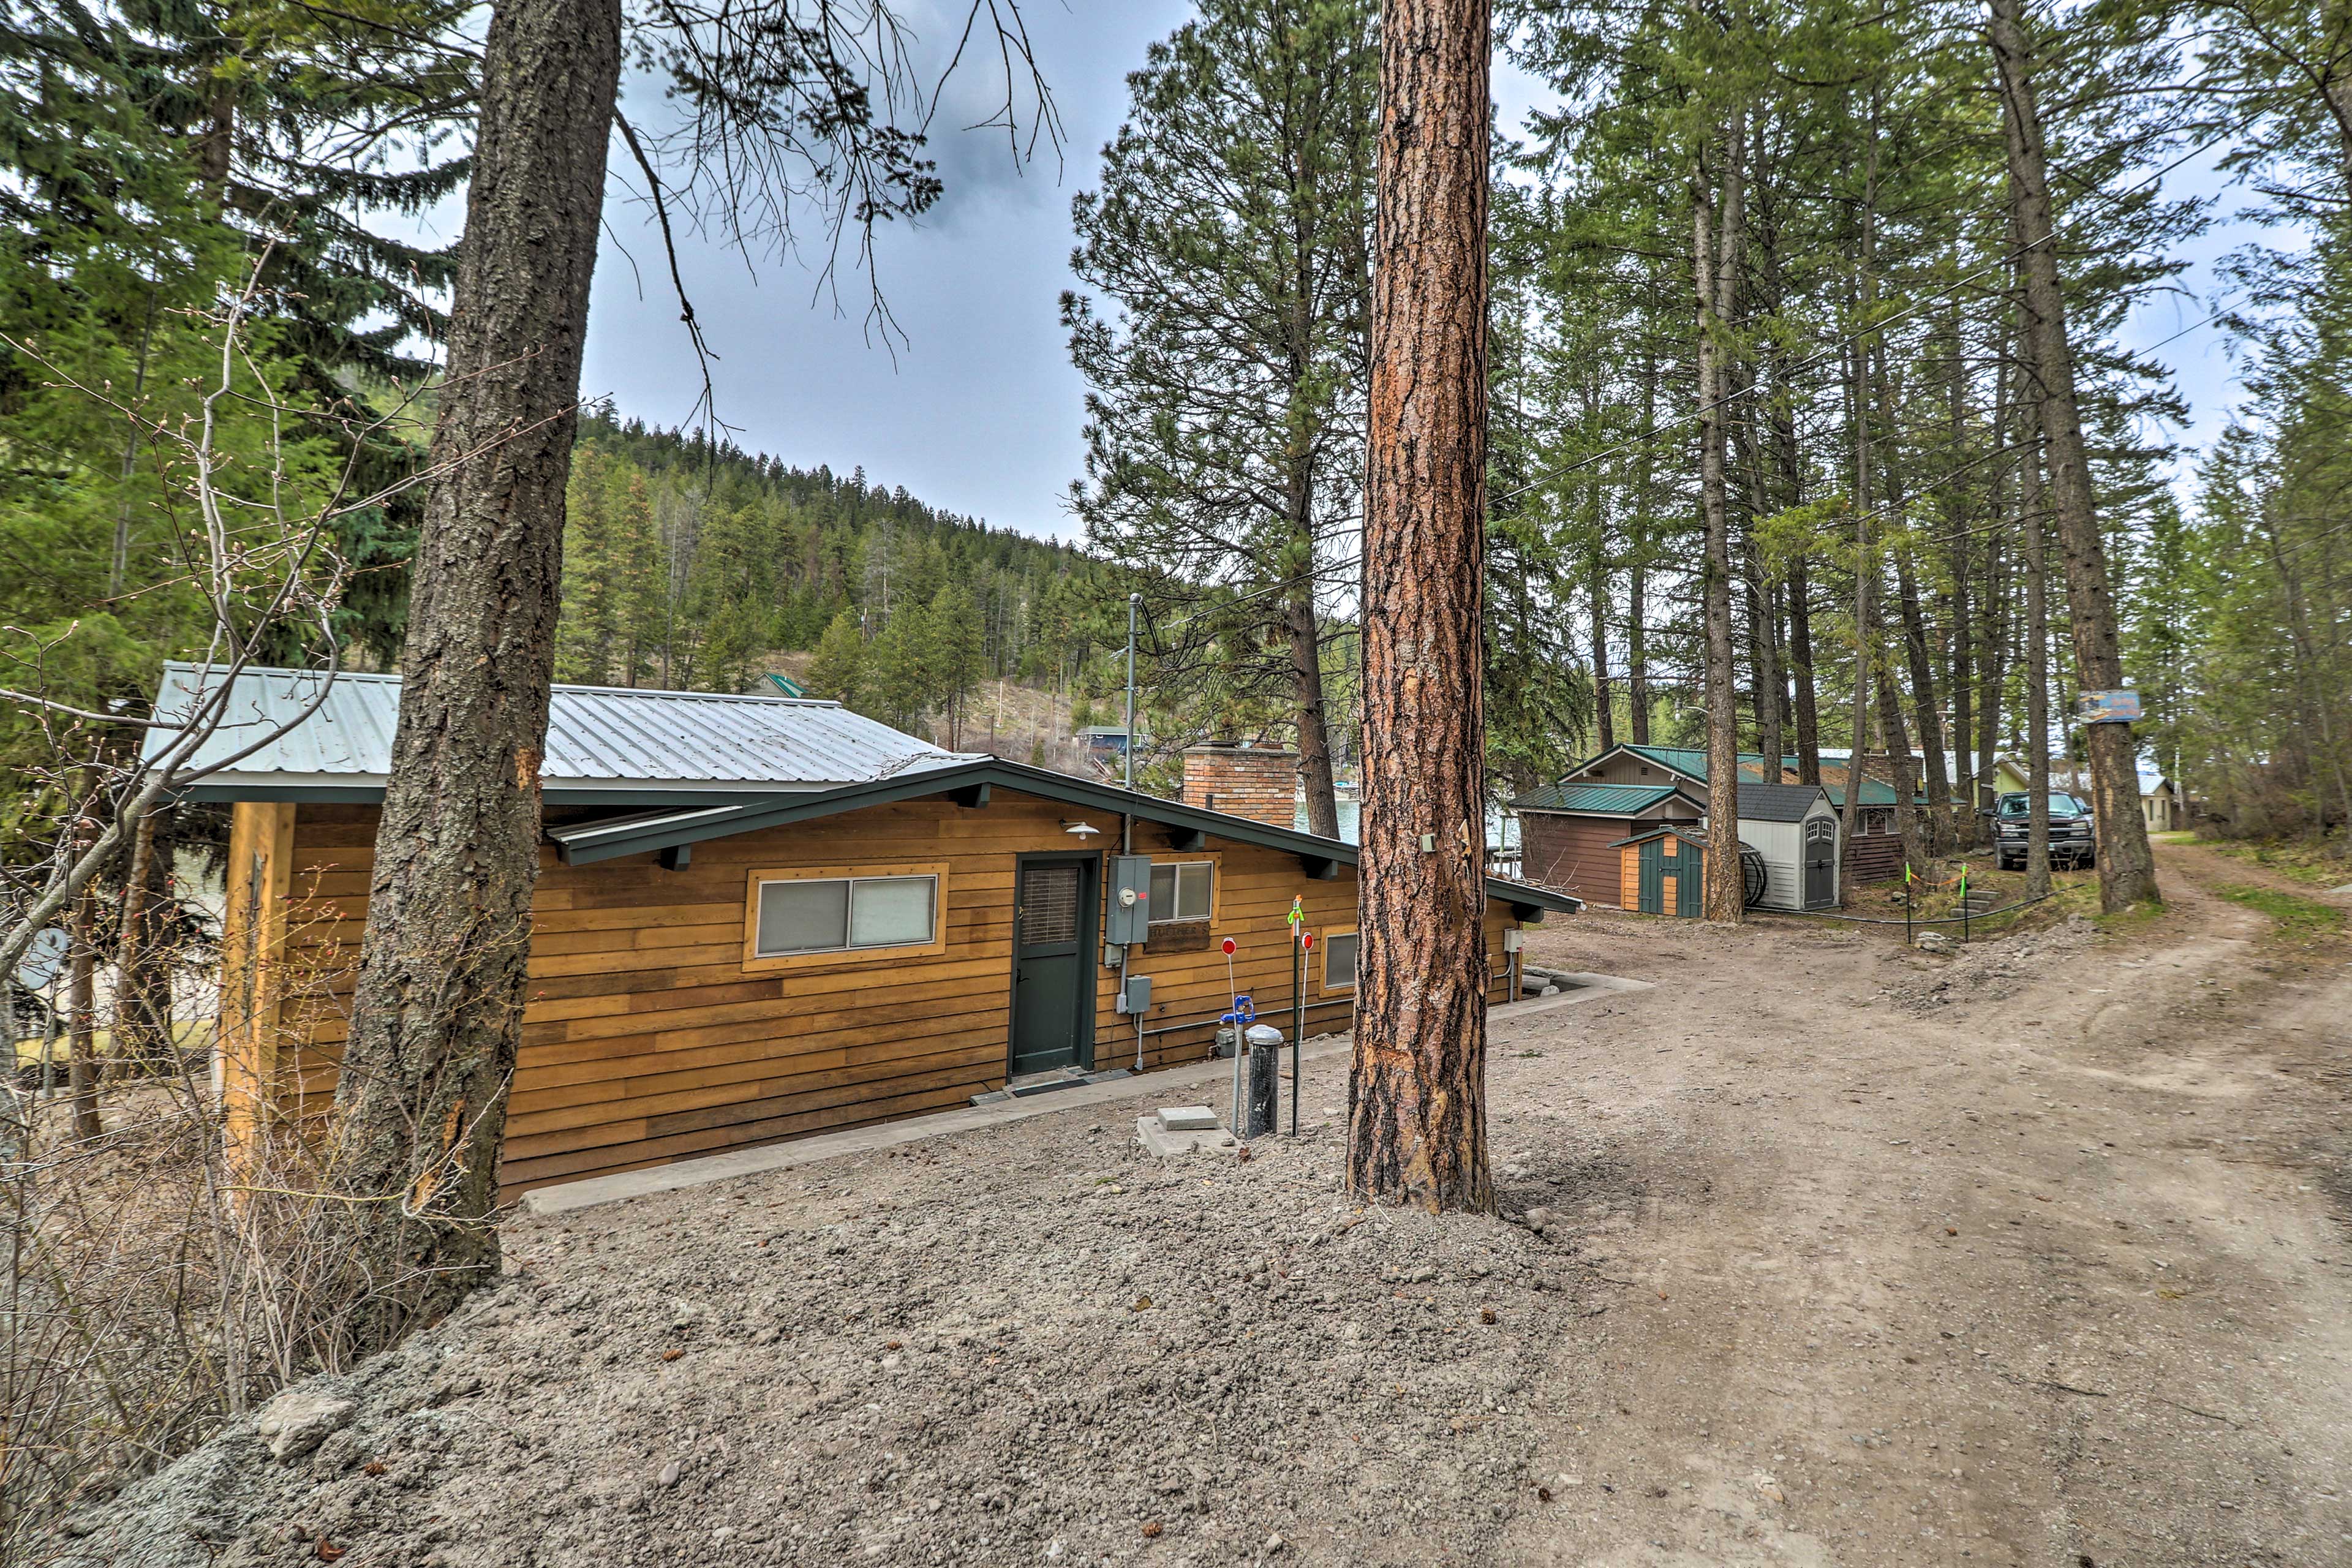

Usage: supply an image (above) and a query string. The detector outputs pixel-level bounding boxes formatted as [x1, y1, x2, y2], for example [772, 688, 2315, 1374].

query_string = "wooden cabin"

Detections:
[1549, 743, 1920, 895]
[1510, 782, 1703, 908]
[160, 665, 1575, 1197]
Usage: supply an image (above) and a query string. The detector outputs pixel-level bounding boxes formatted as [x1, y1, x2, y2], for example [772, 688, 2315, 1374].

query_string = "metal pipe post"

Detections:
[1123, 592, 1139, 855]
[1290, 936, 1304, 1135]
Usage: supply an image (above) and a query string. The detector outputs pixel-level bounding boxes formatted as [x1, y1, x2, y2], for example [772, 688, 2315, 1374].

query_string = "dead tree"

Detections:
[1348, 0, 1494, 1213]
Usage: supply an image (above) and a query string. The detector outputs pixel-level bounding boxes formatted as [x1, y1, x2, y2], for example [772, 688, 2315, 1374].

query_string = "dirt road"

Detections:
[66, 841, 2350, 1567]
[1491, 838, 2351, 1566]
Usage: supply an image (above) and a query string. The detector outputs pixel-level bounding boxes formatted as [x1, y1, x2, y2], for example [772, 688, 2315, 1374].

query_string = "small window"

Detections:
[745, 865, 945, 968]
[1324, 930, 1359, 990]
[1148, 861, 1213, 924]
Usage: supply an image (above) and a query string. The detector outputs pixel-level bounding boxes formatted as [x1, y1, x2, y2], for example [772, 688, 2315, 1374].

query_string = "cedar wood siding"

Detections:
[236, 793, 1524, 1196]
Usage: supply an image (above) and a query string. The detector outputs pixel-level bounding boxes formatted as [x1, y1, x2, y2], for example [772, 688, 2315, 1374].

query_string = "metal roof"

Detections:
[1567, 744, 1907, 807]
[1510, 782, 1697, 816]
[541, 756, 1581, 916]
[1618, 744, 1782, 783]
[144, 663, 965, 799]
[1727, 782, 1834, 823]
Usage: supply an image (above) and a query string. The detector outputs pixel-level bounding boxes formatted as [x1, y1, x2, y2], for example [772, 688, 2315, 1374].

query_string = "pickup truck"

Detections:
[1990, 791, 2097, 871]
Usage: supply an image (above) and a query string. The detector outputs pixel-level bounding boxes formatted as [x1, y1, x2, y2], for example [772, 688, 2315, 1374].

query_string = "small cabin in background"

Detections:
[1510, 782, 1704, 909]
[1537, 743, 1918, 896]
[151, 665, 1573, 1199]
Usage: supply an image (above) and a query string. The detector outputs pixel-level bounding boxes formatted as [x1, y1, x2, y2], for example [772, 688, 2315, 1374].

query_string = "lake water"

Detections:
[1296, 799, 1520, 851]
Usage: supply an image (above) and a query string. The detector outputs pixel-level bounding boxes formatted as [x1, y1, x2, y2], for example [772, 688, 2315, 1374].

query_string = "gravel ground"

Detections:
[52, 840, 2352, 1567]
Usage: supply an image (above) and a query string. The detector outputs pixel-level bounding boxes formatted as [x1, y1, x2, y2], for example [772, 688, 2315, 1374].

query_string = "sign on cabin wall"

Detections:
[2076, 689, 2143, 725]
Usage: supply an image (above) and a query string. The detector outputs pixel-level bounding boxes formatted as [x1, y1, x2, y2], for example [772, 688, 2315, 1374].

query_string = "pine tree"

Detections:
[1064, 0, 1376, 835]
[806, 609, 867, 706]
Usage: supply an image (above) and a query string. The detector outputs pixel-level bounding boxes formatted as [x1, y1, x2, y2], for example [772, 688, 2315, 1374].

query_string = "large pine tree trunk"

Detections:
[1838, 334, 1873, 900]
[1588, 548, 1615, 754]
[1893, 548, 1952, 848]
[1694, 110, 1746, 922]
[1347, 0, 1492, 1213]
[1627, 358, 1656, 746]
[1989, 0, 2158, 910]
[1288, 576, 1342, 838]
[2021, 401, 2054, 898]
[1788, 560, 1820, 783]
[1837, 111, 1879, 901]
[329, 0, 623, 1343]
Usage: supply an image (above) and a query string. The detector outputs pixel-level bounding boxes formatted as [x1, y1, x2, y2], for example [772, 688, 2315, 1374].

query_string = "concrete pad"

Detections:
[1136, 1115, 1236, 1159]
[1156, 1105, 1219, 1133]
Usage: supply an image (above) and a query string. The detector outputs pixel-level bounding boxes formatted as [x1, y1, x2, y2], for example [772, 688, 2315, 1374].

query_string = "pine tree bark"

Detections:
[1989, 0, 2159, 910]
[1288, 577, 1342, 838]
[1837, 111, 1879, 902]
[329, 0, 624, 1343]
[1348, 0, 1493, 1213]
[1694, 108, 1746, 922]
[1944, 300, 1977, 834]
[1893, 546, 1952, 849]
[1627, 356, 1657, 746]
[2021, 399, 2053, 897]
[1838, 340, 1873, 900]
[1588, 550, 1615, 753]
[1875, 655, 1926, 870]
[1788, 560, 1820, 783]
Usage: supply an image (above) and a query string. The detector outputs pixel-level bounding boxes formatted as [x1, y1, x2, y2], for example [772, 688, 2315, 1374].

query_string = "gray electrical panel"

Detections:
[1118, 973, 1152, 1016]
[1106, 854, 1153, 946]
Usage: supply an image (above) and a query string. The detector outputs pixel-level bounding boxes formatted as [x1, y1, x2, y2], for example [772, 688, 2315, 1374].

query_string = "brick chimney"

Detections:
[1181, 742, 1299, 827]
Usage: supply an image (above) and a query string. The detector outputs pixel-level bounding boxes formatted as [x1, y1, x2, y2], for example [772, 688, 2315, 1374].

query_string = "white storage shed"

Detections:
[1703, 782, 1840, 911]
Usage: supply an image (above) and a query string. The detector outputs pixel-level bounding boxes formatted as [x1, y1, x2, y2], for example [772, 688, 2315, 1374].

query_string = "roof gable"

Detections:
[1728, 782, 1834, 823]
[1510, 782, 1700, 816]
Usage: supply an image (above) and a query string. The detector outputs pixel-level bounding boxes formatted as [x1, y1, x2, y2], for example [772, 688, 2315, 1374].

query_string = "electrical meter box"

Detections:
[1118, 973, 1152, 1016]
[1107, 854, 1153, 946]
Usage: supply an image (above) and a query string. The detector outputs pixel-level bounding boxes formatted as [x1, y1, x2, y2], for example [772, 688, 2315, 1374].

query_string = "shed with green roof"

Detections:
[1509, 778, 1704, 908]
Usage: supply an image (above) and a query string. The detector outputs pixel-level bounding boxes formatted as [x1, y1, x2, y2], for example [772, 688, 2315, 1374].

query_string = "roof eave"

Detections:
[548, 757, 1580, 914]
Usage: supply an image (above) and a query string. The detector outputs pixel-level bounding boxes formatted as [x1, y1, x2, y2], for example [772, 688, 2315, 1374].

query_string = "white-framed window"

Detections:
[1323, 929, 1360, 991]
[743, 864, 948, 970]
[1148, 861, 1213, 924]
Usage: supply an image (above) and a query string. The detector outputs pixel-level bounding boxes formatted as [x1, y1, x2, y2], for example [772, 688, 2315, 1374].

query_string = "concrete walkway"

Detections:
[519, 973, 1651, 1216]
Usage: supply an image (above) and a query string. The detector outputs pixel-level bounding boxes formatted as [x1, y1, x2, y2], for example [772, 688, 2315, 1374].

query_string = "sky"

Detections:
[577, 1, 1200, 543]
[391, 5, 2259, 543]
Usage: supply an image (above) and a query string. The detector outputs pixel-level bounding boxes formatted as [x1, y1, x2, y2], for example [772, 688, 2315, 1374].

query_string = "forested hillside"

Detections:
[549, 414, 1113, 745]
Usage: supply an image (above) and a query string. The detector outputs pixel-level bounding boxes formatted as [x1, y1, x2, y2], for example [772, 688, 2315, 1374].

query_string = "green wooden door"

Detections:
[1673, 845, 1703, 916]
[1010, 854, 1098, 1076]
[1638, 839, 1665, 914]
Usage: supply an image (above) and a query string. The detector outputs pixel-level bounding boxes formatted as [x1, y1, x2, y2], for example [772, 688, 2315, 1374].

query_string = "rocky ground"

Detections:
[52, 840, 2352, 1567]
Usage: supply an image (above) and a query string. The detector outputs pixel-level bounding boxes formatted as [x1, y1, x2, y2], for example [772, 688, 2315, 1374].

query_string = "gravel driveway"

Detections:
[59, 841, 2352, 1566]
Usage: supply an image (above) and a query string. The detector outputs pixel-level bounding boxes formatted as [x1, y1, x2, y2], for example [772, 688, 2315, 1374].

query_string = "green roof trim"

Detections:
[545, 757, 1581, 915]
[1564, 743, 1915, 807]
[1510, 782, 1697, 816]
